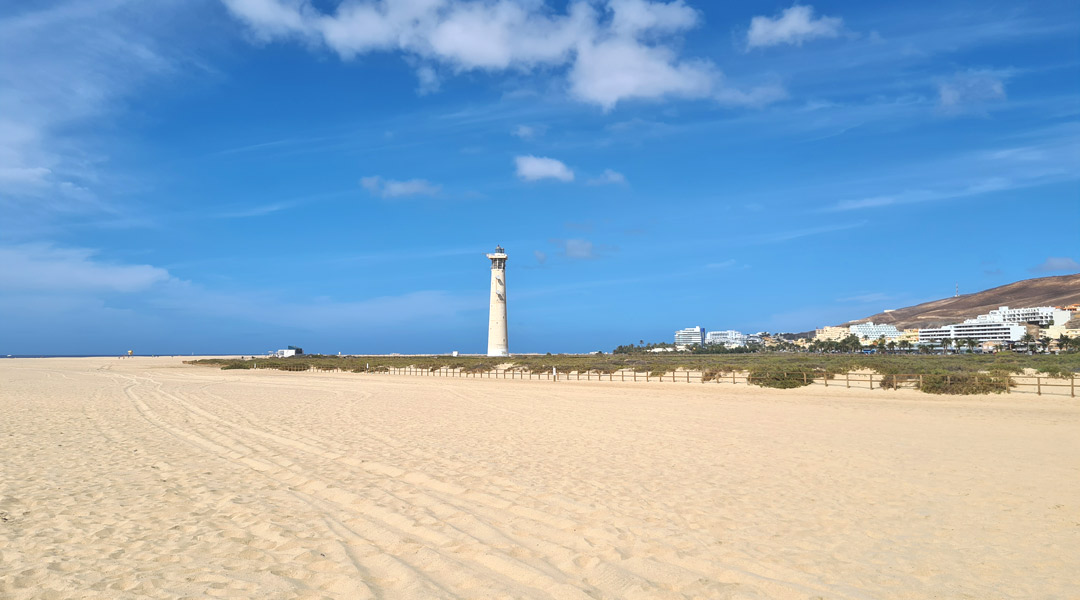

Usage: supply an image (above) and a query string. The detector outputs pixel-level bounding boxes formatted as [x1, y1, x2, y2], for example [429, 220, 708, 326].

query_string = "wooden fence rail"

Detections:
[248, 364, 1076, 397]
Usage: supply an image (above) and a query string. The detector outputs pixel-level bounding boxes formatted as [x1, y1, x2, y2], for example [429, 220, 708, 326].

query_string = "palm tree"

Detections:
[964, 338, 978, 354]
[887, 340, 897, 353]
[899, 340, 911, 353]
[1059, 334, 1073, 353]
[1039, 336, 1052, 353]
[1020, 333, 1036, 354]
[940, 337, 951, 355]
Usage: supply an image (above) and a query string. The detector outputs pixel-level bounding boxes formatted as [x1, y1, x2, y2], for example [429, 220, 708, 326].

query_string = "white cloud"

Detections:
[938, 70, 1006, 111]
[415, 64, 441, 95]
[0, 244, 171, 293]
[569, 37, 716, 109]
[222, 0, 782, 109]
[515, 155, 574, 182]
[361, 175, 441, 198]
[1029, 257, 1080, 274]
[512, 125, 538, 139]
[551, 238, 596, 259]
[746, 5, 842, 49]
[588, 169, 627, 185]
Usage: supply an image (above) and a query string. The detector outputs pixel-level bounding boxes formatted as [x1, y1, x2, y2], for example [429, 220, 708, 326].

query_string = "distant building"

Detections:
[985, 306, 1071, 327]
[674, 326, 705, 348]
[815, 326, 849, 341]
[849, 322, 902, 340]
[898, 329, 920, 343]
[705, 330, 747, 347]
[919, 321, 1026, 344]
[274, 345, 303, 358]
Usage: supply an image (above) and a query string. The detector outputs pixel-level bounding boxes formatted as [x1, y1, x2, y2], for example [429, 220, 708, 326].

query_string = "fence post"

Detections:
[732, 371, 735, 385]
[803, 372, 807, 385]
[869, 373, 873, 390]
[1037, 376, 1041, 396]
[686, 371, 690, 383]
[846, 372, 850, 388]
[1072, 375, 1075, 398]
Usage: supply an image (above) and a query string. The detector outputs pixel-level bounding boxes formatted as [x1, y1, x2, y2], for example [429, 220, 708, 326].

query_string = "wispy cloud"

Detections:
[0, 1, 194, 225]
[361, 176, 441, 199]
[748, 221, 866, 244]
[705, 259, 737, 269]
[512, 125, 541, 139]
[838, 292, 893, 303]
[0, 244, 171, 293]
[1029, 257, 1080, 274]
[823, 125, 1080, 212]
[587, 169, 628, 185]
[746, 5, 843, 49]
[937, 69, 1007, 113]
[548, 238, 617, 260]
[0, 243, 483, 349]
[515, 155, 574, 182]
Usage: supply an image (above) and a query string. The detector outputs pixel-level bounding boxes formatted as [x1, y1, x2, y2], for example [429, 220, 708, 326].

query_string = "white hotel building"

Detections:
[706, 330, 747, 347]
[674, 326, 705, 347]
[849, 322, 902, 340]
[919, 306, 1070, 345]
[984, 306, 1071, 327]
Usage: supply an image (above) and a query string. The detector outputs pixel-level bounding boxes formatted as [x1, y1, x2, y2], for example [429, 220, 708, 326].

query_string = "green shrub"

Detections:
[747, 370, 813, 389]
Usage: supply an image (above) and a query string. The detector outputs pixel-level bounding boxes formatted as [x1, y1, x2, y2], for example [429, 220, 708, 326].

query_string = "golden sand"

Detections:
[1, 357, 1077, 599]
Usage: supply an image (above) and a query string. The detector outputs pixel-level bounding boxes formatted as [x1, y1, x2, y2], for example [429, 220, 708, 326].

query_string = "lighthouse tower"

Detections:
[486, 245, 509, 357]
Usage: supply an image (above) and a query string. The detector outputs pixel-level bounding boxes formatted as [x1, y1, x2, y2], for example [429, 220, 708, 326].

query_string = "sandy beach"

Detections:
[1, 357, 1077, 599]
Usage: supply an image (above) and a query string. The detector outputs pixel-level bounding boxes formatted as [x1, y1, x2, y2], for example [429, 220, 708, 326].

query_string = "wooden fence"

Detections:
[249, 363, 1077, 397]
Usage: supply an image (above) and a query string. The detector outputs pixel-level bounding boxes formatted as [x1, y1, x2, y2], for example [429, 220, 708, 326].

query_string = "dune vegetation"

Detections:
[190, 352, 1079, 394]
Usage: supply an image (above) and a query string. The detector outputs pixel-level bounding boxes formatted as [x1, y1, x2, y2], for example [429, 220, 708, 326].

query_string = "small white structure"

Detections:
[486, 245, 509, 357]
[274, 348, 297, 358]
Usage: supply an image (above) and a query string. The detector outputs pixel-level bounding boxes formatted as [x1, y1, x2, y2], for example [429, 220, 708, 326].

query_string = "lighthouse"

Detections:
[486, 245, 509, 357]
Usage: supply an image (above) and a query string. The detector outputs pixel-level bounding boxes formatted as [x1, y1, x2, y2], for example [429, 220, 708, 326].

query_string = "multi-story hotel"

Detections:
[815, 326, 849, 341]
[984, 306, 1072, 327]
[849, 322, 902, 340]
[918, 321, 1027, 344]
[674, 326, 705, 347]
[705, 330, 747, 346]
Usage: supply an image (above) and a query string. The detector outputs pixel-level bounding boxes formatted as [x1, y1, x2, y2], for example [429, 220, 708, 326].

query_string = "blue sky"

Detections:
[1, 0, 1078, 355]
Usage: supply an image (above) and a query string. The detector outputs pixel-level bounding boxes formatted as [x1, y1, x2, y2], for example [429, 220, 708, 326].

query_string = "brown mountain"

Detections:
[841, 274, 1080, 330]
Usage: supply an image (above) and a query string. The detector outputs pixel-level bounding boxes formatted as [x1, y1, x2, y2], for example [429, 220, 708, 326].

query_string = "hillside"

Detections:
[841, 273, 1080, 330]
